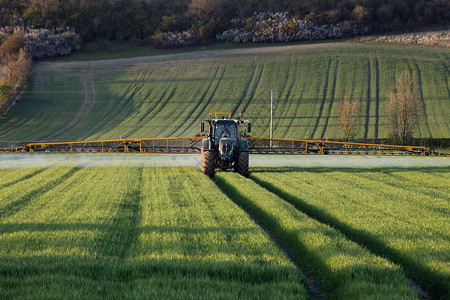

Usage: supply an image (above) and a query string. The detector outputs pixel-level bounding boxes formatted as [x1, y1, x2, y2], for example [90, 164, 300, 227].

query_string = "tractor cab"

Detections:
[214, 120, 237, 141]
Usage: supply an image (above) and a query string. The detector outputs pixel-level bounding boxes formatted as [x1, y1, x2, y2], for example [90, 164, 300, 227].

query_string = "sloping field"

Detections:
[0, 42, 448, 142]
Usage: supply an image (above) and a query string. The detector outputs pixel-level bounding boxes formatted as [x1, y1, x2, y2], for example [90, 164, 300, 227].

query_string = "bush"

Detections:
[0, 80, 13, 106]
[217, 12, 369, 43]
[0, 26, 80, 59]
[0, 32, 25, 58]
[151, 30, 199, 49]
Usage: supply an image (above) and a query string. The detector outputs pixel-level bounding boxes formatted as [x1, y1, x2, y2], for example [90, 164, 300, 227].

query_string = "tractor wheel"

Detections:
[236, 151, 249, 177]
[201, 150, 217, 177]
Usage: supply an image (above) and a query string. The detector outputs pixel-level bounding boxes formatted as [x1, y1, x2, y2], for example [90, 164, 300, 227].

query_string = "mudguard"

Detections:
[202, 138, 211, 151]
[238, 139, 248, 151]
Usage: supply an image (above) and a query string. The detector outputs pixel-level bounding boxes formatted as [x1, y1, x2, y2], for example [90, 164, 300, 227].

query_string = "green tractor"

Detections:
[200, 113, 251, 177]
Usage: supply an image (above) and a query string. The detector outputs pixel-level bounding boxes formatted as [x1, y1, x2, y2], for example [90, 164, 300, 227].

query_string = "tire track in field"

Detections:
[87, 68, 149, 137]
[47, 70, 97, 140]
[310, 58, 332, 138]
[231, 63, 257, 118]
[241, 63, 265, 116]
[411, 59, 432, 138]
[374, 58, 380, 138]
[0, 168, 47, 190]
[94, 168, 143, 259]
[248, 174, 434, 299]
[165, 65, 220, 137]
[320, 58, 339, 139]
[0, 168, 79, 221]
[364, 59, 371, 139]
[175, 65, 227, 137]
[214, 176, 328, 300]
[135, 66, 187, 137]
[123, 67, 180, 137]
[0, 67, 52, 136]
[6, 69, 84, 141]
[276, 59, 299, 138]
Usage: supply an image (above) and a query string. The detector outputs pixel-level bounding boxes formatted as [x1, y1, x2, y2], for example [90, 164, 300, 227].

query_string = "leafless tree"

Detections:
[387, 70, 421, 145]
[337, 97, 361, 141]
[1, 49, 32, 85]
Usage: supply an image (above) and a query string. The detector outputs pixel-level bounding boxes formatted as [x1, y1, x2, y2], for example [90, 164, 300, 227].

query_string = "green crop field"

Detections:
[1, 165, 449, 298]
[0, 167, 307, 298]
[0, 42, 448, 142]
[248, 166, 450, 298]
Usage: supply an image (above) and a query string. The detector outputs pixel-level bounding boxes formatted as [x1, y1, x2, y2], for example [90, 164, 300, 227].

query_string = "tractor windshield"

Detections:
[214, 121, 237, 140]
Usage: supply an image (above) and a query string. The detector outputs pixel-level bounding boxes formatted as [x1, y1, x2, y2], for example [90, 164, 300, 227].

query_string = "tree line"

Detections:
[0, 0, 448, 45]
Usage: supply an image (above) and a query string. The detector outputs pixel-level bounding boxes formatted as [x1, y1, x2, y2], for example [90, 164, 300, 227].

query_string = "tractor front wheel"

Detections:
[201, 150, 217, 177]
[236, 151, 249, 177]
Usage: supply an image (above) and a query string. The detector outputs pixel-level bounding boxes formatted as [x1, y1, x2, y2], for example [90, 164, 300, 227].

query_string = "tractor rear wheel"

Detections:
[236, 151, 249, 177]
[201, 150, 217, 177]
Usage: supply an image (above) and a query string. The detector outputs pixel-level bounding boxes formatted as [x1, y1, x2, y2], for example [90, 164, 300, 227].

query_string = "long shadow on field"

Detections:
[0, 168, 80, 221]
[215, 176, 330, 298]
[93, 169, 143, 260]
[0, 168, 47, 190]
[249, 171, 449, 299]
[214, 175, 420, 299]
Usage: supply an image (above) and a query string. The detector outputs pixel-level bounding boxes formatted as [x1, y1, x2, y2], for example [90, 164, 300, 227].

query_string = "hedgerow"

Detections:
[0, 27, 80, 59]
[217, 12, 369, 44]
[151, 30, 199, 49]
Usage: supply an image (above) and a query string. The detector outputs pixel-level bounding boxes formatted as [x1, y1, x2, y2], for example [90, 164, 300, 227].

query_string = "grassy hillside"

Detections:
[0, 42, 448, 142]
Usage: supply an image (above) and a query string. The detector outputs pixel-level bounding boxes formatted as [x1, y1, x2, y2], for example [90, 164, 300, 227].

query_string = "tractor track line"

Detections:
[0, 167, 80, 221]
[374, 58, 380, 138]
[275, 59, 294, 138]
[144, 66, 190, 138]
[176, 65, 227, 137]
[231, 63, 257, 118]
[167, 65, 220, 137]
[87, 68, 148, 137]
[0, 68, 50, 135]
[364, 59, 371, 139]
[0, 168, 47, 190]
[41, 70, 94, 140]
[213, 176, 329, 300]
[320, 58, 339, 139]
[241, 63, 265, 116]
[123, 67, 180, 138]
[310, 58, 332, 138]
[4, 69, 79, 140]
[50, 70, 97, 140]
[248, 174, 434, 299]
[411, 59, 432, 137]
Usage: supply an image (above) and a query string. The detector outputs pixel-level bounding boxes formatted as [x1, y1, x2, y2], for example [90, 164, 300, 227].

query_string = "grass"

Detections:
[215, 172, 418, 299]
[249, 166, 450, 298]
[1, 164, 448, 297]
[0, 167, 307, 298]
[0, 41, 448, 142]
